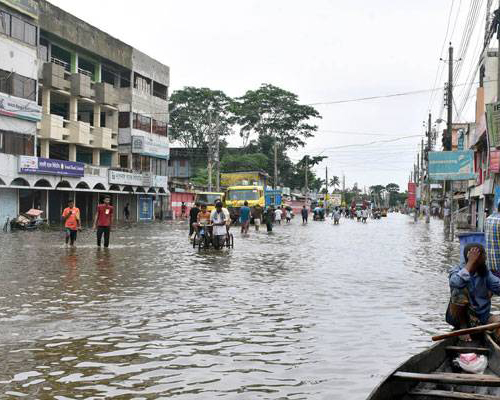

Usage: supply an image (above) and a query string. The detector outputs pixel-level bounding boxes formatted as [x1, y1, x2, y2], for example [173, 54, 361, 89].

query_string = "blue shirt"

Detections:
[240, 206, 250, 222]
[449, 264, 500, 323]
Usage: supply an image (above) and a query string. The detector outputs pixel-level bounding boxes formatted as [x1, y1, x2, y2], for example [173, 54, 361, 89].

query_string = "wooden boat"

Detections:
[367, 332, 500, 400]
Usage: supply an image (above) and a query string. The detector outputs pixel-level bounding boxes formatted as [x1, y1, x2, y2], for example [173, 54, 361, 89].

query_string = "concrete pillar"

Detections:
[69, 144, 77, 161]
[69, 97, 78, 121]
[71, 52, 78, 74]
[94, 63, 101, 83]
[42, 88, 51, 114]
[40, 139, 50, 158]
[93, 104, 101, 128]
[111, 151, 119, 168]
[92, 148, 100, 165]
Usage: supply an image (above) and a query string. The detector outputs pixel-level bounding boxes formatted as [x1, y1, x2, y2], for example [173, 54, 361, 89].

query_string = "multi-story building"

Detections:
[0, 0, 170, 227]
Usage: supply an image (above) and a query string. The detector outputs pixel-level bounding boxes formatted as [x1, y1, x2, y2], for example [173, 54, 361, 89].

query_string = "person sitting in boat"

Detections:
[447, 243, 500, 341]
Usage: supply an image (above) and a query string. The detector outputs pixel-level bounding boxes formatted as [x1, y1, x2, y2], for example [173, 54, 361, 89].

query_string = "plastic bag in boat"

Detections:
[454, 353, 488, 374]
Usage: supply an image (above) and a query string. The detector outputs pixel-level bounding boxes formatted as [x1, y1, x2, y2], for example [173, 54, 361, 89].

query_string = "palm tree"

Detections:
[329, 176, 340, 189]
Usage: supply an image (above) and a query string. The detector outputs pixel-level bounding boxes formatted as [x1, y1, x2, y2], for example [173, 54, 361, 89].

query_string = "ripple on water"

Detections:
[0, 215, 461, 399]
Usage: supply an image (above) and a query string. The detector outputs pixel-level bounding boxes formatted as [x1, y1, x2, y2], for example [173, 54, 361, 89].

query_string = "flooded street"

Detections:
[0, 214, 470, 399]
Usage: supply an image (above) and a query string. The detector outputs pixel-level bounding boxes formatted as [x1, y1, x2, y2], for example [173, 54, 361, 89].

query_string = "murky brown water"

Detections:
[0, 214, 474, 399]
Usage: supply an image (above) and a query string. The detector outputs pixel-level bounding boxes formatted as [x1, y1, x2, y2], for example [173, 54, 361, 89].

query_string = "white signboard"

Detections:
[331, 193, 342, 206]
[153, 175, 168, 188]
[0, 92, 42, 122]
[131, 135, 169, 159]
[108, 170, 144, 186]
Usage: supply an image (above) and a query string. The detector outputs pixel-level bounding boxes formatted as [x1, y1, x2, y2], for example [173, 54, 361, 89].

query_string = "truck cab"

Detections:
[194, 192, 224, 212]
[225, 186, 264, 220]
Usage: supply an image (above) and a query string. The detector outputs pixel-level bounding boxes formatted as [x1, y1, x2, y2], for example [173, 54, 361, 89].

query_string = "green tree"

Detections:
[169, 87, 234, 149]
[234, 84, 320, 150]
[385, 183, 400, 193]
[329, 176, 340, 189]
[221, 153, 268, 172]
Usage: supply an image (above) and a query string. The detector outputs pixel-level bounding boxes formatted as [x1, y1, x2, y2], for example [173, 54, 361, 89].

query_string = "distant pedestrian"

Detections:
[274, 207, 282, 225]
[239, 201, 251, 234]
[301, 205, 308, 224]
[189, 202, 200, 239]
[123, 203, 130, 221]
[285, 208, 292, 223]
[181, 202, 187, 219]
[62, 199, 80, 246]
[264, 206, 273, 232]
[93, 196, 114, 248]
[252, 204, 263, 231]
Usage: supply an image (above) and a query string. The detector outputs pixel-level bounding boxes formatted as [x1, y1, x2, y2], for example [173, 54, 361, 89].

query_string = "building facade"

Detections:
[0, 0, 170, 227]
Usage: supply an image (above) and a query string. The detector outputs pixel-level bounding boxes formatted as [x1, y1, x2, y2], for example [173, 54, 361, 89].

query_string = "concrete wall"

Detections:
[484, 50, 498, 105]
[38, 0, 133, 69]
[0, 188, 17, 226]
[132, 49, 170, 86]
[0, 37, 38, 79]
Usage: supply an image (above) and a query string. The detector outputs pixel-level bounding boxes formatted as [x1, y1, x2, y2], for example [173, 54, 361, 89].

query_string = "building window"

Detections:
[120, 154, 128, 169]
[179, 159, 187, 167]
[118, 112, 130, 128]
[134, 72, 151, 94]
[0, 130, 34, 156]
[0, 69, 36, 101]
[153, 81, 167, 100]
[132, 112, 151, 133]
[101, 67, 116, 86]
[9, 14, 36, 46]
[0, 11, 11, 36]
[152, 119, 167, 136]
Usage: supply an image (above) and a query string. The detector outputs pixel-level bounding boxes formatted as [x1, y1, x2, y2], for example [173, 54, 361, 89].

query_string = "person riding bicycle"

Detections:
[211, 201, 227, 249]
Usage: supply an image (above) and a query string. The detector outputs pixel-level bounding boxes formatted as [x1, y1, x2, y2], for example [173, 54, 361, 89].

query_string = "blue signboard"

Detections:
[19, 156, 84, 177]
[428, 150, 476, 181]
[138, 196, 153, 220]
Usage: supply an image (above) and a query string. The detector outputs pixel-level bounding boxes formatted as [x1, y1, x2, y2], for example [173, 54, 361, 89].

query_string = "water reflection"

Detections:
[0, 215, 462, 398]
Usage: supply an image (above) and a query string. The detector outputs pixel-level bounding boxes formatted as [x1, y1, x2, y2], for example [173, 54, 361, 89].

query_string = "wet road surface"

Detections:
[0, 214, 476, 399]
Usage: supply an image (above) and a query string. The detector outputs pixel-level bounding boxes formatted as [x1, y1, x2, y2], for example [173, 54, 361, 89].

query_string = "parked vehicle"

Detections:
[194, 192, 224, 211]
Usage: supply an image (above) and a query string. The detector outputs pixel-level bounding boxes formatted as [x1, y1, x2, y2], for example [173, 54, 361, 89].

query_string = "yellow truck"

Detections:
[194, 192, 224, 211]
[225, 185, 265, 221]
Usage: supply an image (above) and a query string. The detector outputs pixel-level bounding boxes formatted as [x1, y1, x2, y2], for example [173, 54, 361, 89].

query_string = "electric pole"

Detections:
[304, 156, 308, 206]
[273, 134, 278, 190]
[215, 130, 220, 192]
[447, 43, 454, 239]
[426, 112, 432, 223]
[207, 142, 213, 192]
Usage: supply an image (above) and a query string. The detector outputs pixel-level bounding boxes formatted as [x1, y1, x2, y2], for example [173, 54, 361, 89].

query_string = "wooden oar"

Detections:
[432, 322, 500, 341]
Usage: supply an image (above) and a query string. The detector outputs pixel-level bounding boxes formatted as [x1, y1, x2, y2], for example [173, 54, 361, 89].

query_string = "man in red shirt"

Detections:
[93, 196, 114, 248]
[62, 199, 80, 246]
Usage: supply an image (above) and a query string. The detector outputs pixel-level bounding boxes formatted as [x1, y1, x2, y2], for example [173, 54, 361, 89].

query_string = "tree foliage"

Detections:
[169, 87, 233, 149]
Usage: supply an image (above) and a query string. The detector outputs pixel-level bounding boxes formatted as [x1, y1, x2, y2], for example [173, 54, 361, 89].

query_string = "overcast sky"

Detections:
[50, 0, 485, 191]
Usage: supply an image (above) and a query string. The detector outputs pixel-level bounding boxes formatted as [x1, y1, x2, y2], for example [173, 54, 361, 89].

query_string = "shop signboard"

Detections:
[408, 182, 416, 208]
[0, 92, 42, 122]
[19, 156, 84, 177]
[153, 175, 168, 188]
[331, 193, 342, 206]
[131, 135, 169, 159]
[487, 102, 500, 147]
[457, 129, 465, 150]
[108, 170, 143, 186]
[138, 196, 153, 220]
[428, 150, 476, 181]
[490, 150, 500, 173]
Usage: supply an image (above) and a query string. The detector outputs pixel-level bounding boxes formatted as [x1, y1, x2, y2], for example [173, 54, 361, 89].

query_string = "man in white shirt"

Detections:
[211, 201, 227, 249]
[274, 207, 283, 225]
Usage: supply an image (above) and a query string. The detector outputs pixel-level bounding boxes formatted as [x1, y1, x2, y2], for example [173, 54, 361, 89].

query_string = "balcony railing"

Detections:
[50, 56, 70, 72]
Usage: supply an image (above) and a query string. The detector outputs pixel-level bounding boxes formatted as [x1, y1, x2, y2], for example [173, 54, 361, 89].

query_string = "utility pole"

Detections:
[207, 142, 213, 192]
[447, 43, 454, 239]
[304, 156, 308, 206]
[426, 112, 432, 223]
[215, 130, 220, 192]
[273, 134, 278, 190]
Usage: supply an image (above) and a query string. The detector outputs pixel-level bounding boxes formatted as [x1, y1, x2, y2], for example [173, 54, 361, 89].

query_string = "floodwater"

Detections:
[0, 213, 481, 399]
